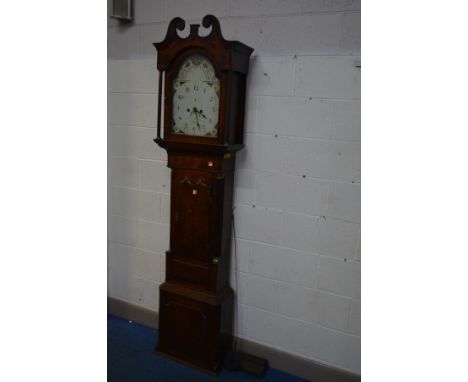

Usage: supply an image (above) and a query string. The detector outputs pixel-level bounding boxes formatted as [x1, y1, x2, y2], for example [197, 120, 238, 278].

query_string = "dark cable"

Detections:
[231, 209, 239, 351]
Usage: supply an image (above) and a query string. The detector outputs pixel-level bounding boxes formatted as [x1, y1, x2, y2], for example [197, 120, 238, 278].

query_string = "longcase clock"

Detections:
[152, 15, 253, 373]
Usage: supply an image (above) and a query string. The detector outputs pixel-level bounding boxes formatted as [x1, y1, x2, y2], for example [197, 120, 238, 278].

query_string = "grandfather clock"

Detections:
[152, 15, 253, 373]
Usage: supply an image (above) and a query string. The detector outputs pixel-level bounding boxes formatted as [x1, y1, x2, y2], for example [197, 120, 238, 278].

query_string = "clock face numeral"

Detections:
[172, 55, 220, 137]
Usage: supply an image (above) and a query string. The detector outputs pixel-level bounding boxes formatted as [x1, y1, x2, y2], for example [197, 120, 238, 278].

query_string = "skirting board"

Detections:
[108, 297, 360, 382]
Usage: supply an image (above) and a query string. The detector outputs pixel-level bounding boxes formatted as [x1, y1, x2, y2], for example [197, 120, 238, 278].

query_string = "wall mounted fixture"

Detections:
[110, 0, 131, 22]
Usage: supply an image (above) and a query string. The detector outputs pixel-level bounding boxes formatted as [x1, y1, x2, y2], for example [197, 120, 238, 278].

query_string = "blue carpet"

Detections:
[108, 315, 311, 382]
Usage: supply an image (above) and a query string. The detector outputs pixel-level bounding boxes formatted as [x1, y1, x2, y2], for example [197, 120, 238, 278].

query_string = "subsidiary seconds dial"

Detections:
[172, 55, 220, 137]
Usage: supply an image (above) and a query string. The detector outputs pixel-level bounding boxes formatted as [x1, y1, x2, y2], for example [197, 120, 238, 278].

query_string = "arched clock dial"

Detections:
[172, 55, 220, 137]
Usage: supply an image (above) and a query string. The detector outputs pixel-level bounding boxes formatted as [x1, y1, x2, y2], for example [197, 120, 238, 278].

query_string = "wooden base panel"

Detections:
[155, 283, 234, 374]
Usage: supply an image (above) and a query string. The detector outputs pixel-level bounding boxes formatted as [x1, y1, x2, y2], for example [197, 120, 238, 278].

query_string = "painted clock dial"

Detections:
[172, 55, 220, 137]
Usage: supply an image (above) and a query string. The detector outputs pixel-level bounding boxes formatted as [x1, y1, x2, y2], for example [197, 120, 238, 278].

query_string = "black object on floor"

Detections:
[224, 350, 269, 378]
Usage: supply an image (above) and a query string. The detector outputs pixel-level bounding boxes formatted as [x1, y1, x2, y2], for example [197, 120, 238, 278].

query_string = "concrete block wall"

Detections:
[108, 0, 360, 374]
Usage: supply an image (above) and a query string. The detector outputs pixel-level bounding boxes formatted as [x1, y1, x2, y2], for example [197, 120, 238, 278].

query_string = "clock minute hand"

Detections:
[193, 107, 200, 128]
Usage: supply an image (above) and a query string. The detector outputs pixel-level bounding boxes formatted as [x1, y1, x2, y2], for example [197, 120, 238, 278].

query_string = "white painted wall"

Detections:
[108, 0, 360, 374]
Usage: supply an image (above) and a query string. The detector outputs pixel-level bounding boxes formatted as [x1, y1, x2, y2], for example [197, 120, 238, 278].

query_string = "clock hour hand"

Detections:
[198, 109, 208, 119]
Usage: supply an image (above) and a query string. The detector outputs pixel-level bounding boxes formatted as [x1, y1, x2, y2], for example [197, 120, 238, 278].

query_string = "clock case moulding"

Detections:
[152, 15, 254, 374]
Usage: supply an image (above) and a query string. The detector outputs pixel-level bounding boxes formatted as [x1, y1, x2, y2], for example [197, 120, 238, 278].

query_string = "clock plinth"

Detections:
[152, 15, 253, 374]
[155, 282, 234, 374]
